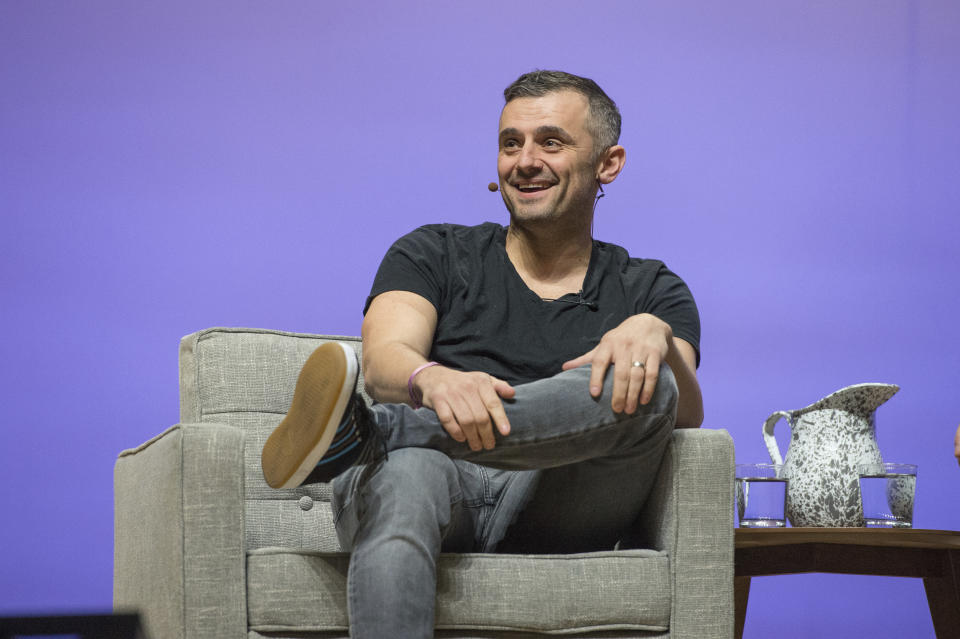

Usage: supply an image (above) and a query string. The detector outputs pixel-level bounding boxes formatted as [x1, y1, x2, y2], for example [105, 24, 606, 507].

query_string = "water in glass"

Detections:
[737, 476, 787, 528]
[859, 470, 916, 528]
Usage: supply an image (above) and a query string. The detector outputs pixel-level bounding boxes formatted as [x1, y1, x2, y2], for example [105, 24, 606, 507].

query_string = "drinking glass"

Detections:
[858, 462, 917, 528]
[736, 463, 787, 528]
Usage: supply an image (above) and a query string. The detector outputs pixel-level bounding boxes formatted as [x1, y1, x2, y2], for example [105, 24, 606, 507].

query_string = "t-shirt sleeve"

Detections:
[363, 225, 448, 315]
[639, 265, 702, 368]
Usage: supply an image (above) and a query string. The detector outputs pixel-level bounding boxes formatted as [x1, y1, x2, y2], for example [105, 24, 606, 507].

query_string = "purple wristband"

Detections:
[408, 361, 440, 408]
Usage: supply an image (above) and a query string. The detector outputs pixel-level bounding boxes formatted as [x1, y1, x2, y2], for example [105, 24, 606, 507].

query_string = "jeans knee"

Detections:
[597, 362, 678, 444]
[593, 361, 678, 416]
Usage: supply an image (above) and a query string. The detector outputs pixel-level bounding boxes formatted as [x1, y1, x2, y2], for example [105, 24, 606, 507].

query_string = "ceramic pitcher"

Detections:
[762, 383, 899, 527]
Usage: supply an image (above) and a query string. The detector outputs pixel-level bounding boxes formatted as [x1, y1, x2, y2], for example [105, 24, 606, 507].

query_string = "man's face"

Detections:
[497, 90, 600, 225]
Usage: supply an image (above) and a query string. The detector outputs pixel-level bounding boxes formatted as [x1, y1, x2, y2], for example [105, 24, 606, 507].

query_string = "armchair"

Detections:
[114, 327, 734, 638]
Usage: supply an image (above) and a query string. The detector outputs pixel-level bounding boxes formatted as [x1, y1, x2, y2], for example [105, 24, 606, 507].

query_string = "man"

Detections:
[262, 70, 703, 638]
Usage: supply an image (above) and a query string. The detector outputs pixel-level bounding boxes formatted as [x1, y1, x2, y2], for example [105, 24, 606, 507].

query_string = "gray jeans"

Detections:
[331, 363, 678, 638]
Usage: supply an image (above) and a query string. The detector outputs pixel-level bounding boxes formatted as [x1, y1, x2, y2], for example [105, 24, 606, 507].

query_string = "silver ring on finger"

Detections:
[632, 360, 645, 369]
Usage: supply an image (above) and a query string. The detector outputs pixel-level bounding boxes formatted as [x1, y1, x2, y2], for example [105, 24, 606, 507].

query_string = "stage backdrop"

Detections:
[2, 1, 958, 636]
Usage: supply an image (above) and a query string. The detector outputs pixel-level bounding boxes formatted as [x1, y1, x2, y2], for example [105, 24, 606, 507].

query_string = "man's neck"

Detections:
[504, 220, 593, 298]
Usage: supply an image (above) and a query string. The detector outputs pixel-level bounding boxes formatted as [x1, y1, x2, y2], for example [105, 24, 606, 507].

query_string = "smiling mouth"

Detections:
[514, 182, 554, 193]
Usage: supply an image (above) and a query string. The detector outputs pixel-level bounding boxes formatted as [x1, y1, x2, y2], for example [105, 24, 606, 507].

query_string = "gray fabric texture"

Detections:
[247, 548, 670, 635]
[632, 429, 736, 638]
[179, 328, 363, 554]
[114, 422, 247, 639]
[179, 327, 368, 424]
[114, 425, 186, 639]
[114, 327, 735, 639]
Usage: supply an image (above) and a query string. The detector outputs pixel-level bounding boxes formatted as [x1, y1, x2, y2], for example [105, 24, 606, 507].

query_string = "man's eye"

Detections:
[502, 140, 520, 151]
[543, 139, 562, 148]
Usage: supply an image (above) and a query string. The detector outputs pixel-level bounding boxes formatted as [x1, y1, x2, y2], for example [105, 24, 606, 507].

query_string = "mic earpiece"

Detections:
[488, 182, 499, 192]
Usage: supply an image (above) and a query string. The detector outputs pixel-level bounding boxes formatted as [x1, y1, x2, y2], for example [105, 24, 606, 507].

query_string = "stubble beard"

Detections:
[506, 183, 597, 233]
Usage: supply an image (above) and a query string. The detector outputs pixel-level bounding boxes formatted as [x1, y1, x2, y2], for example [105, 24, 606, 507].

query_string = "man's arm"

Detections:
[668, 337, 703, 428]
[362, 290, 515, 450]
[562, 313, 704, 428]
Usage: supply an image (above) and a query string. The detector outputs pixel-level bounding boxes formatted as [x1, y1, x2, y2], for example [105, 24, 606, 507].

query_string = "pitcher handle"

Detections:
[762, 411, 792, 465]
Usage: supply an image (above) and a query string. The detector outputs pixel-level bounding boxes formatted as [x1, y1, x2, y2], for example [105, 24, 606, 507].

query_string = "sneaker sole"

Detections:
[261, 342, 358, 489]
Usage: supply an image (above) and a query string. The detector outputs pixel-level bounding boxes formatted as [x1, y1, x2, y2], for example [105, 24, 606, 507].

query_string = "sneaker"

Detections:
[261, 342, 379, 489]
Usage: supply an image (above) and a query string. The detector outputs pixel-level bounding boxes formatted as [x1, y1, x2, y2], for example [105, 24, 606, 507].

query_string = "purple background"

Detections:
[2, 1, 958, 636]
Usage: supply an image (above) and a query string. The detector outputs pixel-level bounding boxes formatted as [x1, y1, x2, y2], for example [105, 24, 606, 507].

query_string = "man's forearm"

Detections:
[665, 343, 703, 428]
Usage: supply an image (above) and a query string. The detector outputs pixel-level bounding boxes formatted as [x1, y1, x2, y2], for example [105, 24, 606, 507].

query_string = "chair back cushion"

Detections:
[179, 327, 367, 552]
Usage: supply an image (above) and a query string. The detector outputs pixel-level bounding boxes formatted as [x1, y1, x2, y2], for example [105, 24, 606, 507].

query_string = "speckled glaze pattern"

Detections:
[763, 383, 899, 527]
[885, 474, 916, 524]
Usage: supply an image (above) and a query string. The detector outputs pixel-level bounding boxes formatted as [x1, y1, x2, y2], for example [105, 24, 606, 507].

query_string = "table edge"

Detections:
[735, 527, 960, 549]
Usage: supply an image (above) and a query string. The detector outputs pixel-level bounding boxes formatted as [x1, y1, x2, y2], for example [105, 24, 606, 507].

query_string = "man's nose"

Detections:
[516, 143, 542, 173]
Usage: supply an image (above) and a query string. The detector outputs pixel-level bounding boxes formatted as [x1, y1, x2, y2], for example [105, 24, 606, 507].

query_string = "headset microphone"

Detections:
[550, 292, 599, 311]
[488, 182, 499, 192]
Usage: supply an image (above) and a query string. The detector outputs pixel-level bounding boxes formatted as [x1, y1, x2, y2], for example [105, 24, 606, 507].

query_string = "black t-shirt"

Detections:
[364, 222, 700, 387]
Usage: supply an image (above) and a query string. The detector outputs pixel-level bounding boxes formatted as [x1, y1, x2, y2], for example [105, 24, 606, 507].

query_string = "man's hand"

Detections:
[562, 314, 673, 415]
[416, 365, 515, 451]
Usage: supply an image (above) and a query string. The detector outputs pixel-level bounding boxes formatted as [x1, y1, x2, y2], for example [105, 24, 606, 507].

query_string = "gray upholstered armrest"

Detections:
[114, 423, 247, 639]
[632, 428, 735, 639]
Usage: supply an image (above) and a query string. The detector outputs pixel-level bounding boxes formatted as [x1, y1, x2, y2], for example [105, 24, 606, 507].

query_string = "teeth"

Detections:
[517, 184, 549, 192]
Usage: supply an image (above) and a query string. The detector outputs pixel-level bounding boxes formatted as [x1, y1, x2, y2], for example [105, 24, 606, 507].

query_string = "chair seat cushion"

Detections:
[247, 547, 671, 635]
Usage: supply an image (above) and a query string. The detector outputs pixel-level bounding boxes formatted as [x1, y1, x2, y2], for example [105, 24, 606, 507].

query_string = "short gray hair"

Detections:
[503, 70, 621, 158]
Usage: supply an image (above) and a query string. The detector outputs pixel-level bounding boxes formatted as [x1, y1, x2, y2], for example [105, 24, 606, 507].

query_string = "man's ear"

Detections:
[596, 145, 626, 185]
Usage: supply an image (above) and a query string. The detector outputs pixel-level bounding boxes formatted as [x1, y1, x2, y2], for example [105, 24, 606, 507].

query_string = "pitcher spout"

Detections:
[800, 383, 899, 417]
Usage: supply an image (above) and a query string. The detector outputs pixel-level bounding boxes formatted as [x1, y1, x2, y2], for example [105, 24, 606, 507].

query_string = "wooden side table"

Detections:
[735, 528, 960, 639]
